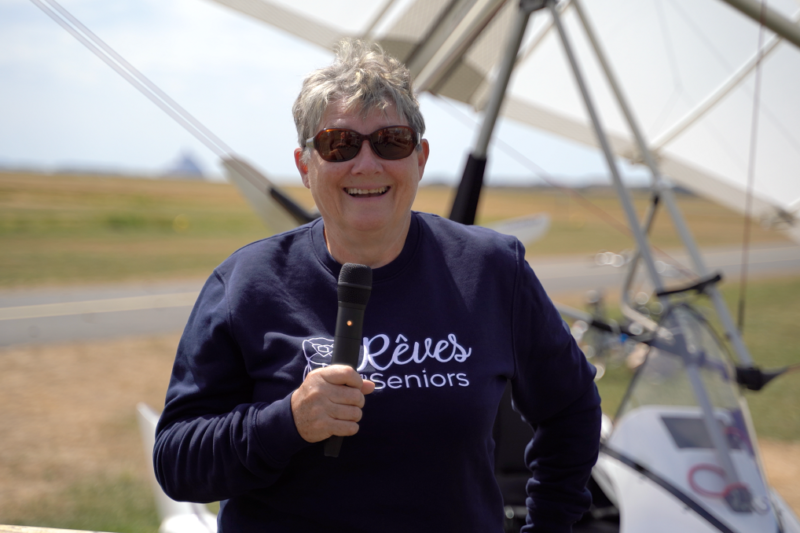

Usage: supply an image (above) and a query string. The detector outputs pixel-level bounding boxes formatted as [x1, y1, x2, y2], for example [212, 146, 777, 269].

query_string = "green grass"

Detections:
[2, 473, 220, 533]
[726, 276, 800, 440]
[413, 184, 788, 256]
[0, 171, 274, 287]
[593, 275, 800, 441]
[4, 473, 160, 533]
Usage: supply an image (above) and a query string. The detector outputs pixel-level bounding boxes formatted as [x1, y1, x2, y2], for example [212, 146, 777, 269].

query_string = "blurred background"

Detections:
[1, 0, 799, 531]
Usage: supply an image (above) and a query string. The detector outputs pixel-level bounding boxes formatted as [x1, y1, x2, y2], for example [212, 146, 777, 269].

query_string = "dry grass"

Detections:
[761, 440, 800, 512]
[0, 335, 178, 528]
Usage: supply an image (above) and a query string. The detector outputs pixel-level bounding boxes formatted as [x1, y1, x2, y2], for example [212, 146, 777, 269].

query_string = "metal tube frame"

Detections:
[413, 0, 507, 94]
[549, 0, 746, 499]
[618, 192, 662, 333]
[572, 0, 754, 367]
[472, 0, 546, 158]
[719, 0, 800, 51]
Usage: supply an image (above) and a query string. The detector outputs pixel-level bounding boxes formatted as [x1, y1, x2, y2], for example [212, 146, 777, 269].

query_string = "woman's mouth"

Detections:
[345, 186, 389, 198]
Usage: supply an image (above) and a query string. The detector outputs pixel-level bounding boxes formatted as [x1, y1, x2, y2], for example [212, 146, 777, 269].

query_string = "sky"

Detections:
[0, 0, 650, 187]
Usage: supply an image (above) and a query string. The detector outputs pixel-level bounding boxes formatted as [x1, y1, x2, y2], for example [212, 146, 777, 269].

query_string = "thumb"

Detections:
[361, 379, 376, 395]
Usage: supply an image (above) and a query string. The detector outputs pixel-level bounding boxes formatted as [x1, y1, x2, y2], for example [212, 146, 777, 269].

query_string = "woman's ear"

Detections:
[294, 148, 310, 188]
[416, 139, 430, 181]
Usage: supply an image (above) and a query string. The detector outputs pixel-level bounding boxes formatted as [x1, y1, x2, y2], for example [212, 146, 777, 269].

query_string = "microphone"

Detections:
[324, 263, 372, 458]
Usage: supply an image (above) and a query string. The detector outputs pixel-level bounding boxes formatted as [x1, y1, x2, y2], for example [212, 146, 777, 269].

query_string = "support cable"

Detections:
[30, 0, 234, 159]
[28, 0, 316, 224]
[737, 0, 769, 333]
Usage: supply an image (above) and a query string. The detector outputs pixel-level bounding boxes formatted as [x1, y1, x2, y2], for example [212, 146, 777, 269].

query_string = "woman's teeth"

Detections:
[346, 187, 389, 197]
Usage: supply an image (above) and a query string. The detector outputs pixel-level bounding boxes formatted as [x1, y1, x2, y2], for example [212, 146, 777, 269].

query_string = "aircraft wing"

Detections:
[207, 0, 800, 242]
[210, 0, 345, 48]
[222, 156, 319, 235]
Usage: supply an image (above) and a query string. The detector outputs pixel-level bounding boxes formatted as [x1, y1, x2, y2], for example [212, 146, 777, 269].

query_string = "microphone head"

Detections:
[338, 263, 372, 306]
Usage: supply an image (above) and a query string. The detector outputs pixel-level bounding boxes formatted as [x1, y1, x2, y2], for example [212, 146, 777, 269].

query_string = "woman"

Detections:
[154, 40, 601, 532]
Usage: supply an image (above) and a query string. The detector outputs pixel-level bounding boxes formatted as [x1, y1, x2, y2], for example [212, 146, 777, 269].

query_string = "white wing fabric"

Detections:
[208, 0, 800, 242]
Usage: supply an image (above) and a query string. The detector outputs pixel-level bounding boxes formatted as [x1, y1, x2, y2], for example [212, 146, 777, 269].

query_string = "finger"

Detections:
[328, 403, 363, 423]
[318, 365, 364, 389]
[327, 384, 366, 408]
[329, 419, 360, 438]
[361, 379, 376, 395]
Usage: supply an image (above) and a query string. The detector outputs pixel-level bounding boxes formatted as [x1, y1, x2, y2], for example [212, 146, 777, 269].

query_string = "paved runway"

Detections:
[0, 279, 204, 348]
[1, 242, 798, 348]
[532, 241, 800, 294]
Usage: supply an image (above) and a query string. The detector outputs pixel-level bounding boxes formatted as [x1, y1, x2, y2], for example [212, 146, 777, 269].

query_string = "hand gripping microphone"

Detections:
[324, 263, 372, 458]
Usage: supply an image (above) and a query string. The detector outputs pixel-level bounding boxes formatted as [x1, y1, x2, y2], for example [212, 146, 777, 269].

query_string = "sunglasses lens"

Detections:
[314, 130, 363, 162]
[370, 127, 417, 160]
[313, 126, 418, 162]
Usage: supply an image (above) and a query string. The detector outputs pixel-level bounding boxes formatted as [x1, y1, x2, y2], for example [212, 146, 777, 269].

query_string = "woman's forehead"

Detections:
[318, 99, 406, 131]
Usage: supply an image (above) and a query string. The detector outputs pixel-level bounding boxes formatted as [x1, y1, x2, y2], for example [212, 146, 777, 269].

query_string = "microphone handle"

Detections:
[324, 303, 365, 457]
[330, 306, 365, 366]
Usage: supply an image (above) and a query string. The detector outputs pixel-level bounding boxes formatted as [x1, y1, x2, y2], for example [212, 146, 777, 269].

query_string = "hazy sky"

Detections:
[0, 0, 648, 186]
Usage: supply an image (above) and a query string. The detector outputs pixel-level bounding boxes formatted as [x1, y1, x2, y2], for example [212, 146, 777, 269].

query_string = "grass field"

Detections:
[0, 171, 788, 287]
[0, 171, 798, 531]
[1, 172, 269, 287]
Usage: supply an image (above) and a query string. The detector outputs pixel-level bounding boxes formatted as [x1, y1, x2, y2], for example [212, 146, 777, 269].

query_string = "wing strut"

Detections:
[718, 0, 800, 50]
[448, 0, 548, 225]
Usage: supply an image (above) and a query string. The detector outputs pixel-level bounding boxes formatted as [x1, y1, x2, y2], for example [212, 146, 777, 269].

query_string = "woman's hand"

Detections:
[290, 365, 375, 443]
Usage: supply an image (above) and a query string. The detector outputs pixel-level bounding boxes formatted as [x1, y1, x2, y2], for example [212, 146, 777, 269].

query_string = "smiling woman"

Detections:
[295, 100, 428, 267]
[152, 38, 602, 533]
[289, 40, 429, 267]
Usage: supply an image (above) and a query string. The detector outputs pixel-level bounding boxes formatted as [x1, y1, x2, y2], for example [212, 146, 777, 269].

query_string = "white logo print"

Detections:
[302, 337, 335, 379]
[301, 333, 473, 390]
[302, 337, 371, 378]
[363, 333, 472, 370]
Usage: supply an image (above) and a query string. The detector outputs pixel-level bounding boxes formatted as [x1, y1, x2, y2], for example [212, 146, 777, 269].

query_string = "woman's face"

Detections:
[295, 100, 428, 242]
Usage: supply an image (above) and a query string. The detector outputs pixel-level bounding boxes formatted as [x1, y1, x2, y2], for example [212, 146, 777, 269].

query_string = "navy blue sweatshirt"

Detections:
[154, 212, 601, 532]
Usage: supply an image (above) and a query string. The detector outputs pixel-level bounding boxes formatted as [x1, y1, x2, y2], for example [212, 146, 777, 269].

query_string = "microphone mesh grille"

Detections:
[338, 263, 372, 305]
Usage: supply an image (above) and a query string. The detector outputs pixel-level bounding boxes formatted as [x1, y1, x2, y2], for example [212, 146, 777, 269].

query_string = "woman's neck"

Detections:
[323, 215, 411, 269]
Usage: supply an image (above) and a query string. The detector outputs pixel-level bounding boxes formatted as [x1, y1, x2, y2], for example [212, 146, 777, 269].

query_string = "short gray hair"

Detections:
[293, 39, 425, 162]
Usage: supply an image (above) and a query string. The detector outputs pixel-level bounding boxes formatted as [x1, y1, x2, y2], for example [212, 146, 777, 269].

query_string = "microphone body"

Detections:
[324, 263, 372, 457]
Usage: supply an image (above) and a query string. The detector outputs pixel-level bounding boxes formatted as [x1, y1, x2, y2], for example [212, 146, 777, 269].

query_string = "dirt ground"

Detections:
[0, 335, 798, 523]
[0, 335, 177, 519]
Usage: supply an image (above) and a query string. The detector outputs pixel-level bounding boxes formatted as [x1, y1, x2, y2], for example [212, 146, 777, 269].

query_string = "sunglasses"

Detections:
[306, 126, 421, 162]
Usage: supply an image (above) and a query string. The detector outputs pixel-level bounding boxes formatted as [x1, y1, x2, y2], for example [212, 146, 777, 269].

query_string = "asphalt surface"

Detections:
[533, 241, 800, 294]
[0, 279, 204, 348]
[1, 242, 798, 348]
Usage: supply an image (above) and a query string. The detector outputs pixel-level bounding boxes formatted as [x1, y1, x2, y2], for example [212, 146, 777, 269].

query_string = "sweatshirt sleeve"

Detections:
[153, 270, 313, 503]
[509, 242, 602, 532]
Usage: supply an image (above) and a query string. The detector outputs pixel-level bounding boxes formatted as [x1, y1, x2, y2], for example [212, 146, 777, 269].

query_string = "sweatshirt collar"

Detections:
[310, 212, 420, 284]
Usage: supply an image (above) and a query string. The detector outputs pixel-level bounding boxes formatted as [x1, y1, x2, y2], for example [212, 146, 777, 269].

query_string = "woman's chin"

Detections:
[342, 213, 405, 236]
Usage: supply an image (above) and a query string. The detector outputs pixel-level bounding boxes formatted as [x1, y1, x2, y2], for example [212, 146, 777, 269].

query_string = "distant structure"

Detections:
[165, 150, 206, 180]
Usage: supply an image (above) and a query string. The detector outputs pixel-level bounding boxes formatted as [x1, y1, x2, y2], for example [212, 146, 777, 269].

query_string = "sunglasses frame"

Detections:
[305, 125, 421, 163]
